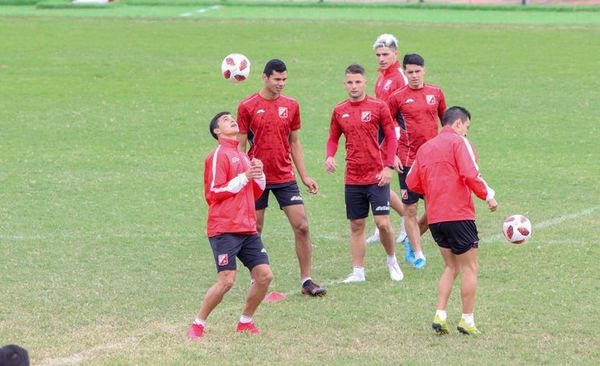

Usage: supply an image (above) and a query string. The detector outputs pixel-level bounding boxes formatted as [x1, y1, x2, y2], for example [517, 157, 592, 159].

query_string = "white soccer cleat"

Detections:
[366, 228, 380, 244]
[395, 230, 408, 244]
[388, 262, 404, 281]
[342, 273, 366, 283]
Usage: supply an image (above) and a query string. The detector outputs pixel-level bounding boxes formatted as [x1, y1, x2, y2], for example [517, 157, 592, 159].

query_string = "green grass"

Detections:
[2, 2, 600, 23]
[1, 6, 599, 366]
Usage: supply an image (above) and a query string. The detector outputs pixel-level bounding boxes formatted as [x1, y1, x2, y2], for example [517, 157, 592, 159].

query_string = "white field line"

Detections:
[29, 205, 600, 365]
[479, 205, 599, 244]
[180, 5, 220, 17]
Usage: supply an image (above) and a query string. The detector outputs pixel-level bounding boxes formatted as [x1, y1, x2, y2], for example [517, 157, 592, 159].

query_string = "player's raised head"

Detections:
[209, 111, 232, 140]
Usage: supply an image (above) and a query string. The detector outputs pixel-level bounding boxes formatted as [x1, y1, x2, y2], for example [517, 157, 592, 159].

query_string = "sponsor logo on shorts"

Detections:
[401, 189, 408, 200]
[218, 254, 229, 266]
[426, 94, 436, 105]
[375, 205, 390, 211]
[261, 248, 267, 253]
[290, 195, 303, 201]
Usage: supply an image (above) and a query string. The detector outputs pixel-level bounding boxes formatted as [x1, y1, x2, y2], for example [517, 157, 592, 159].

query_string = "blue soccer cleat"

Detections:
[403, 238, 415, 264]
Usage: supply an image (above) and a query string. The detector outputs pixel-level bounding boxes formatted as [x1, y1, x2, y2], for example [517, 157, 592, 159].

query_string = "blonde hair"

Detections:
[373, 34, 398, 50]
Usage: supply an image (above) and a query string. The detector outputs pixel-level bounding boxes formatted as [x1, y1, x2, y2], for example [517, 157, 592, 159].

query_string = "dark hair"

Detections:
[402, 53, 425, 68]
[0, 344, 30, 366]
[442, 106, 471, 126]
[209, 111, 231, 140]
[263, 59, 287, 76]
[345, 64, 365, 75]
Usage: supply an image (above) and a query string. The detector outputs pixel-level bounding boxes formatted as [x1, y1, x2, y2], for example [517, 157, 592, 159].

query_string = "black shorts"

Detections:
[399, 167, 423, 205]
[429, 220, 479, 255]
[255, 181, 303, 210]
[345, 184, 390, 220]
[208, 233, 270, 272]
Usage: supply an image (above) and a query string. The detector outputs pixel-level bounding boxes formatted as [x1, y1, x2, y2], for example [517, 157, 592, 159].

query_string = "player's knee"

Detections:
[217, 277, 235, 293]
[254, 268, 273, 286]
[350, 220, 365, 233]
[375, 220, 393, 235]
[404, 204, 418, 218]
[293, 220, 309, 237]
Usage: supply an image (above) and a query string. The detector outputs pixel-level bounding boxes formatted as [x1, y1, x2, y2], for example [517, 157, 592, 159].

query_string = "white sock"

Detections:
[240, 314, 253, 324]
[353, 266, 365, 278]
[462, 313, 475, 327]
[414, 251, 425, 260]
[387, 255, 398, 266]
[194, 318, 206, 326]
[435, 309, 447, 321]
[301, 277, 311, 286]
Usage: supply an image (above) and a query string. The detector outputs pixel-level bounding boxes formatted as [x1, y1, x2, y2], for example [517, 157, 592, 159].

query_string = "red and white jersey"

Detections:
[387, 84, 446, 167]
[237, 93, 301, 184]
[406, 126, 495, 224]
[326, 96, 398, 185]
[204, 138, 266, 237]
[374, 61, 408, 102]
[375, 61, 406, 165]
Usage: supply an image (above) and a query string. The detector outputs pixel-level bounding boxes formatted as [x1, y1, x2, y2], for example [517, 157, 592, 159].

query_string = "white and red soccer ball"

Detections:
[503, 214, 532, 244]
[221, 53, 250, 83]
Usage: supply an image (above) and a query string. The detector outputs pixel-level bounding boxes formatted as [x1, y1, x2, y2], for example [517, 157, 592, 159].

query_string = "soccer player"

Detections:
[367, 33, 414, 255]
[325, 64, 403, 283]
[187, 112, 273, 339]
[406, 106, 498, 335]
[387, 53, 447, 269]
[237, 59, 326, 296]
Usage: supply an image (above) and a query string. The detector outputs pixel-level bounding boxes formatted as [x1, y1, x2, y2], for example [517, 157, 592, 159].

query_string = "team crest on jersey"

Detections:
[218, 254, 229, 266]
[384, 80, 393, 91]
[426, 95, 436, 105]
[361, 111, 371, 122]
[278, 107, 288, 118]
[231, 156, 240, 164]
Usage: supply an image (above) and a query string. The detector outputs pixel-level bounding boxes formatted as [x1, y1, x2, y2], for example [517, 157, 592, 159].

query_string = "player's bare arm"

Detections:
[237, 133, 248, 153]
[289, 130, 319, 194]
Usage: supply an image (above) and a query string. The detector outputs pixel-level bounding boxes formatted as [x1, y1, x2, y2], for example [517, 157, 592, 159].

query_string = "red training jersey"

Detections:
[204, 138, 266, 237]
[374, 61, 408, 102]
[387, 84, 446, 167]
[237, 93, 301, 184]
[406, 126, 495, 224]
[375, 61, 407, 164]
[326, 96, 398, 185]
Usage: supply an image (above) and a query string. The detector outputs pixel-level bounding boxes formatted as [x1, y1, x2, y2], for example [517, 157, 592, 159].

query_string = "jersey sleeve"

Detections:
[205, 151, 250, 204]
[437, 89, 447, 125]
[237, 102, 250, 134]
[380, 103, 398, 166]
[455, 138, 495, 202]
[291, 103, 301, 131]
[326, 110, 342, 158]
[405, 160, 423, 194]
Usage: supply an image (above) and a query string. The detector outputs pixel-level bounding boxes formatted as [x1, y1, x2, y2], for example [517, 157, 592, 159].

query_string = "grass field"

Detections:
[1, 3, 599, 365]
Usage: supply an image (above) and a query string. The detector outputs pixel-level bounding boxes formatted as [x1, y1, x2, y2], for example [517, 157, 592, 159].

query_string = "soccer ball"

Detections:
[221, 53, 250, 83]
[502, 215, 532, 244]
